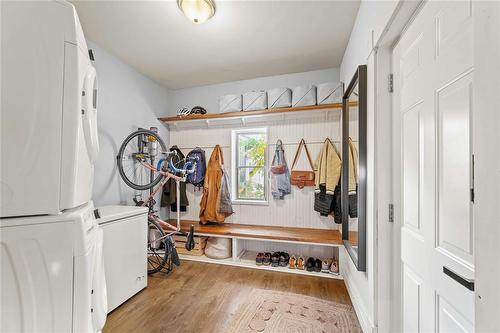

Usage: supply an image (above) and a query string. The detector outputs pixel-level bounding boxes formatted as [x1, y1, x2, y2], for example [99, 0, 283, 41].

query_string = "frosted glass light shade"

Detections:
[177, 0, 216, 24]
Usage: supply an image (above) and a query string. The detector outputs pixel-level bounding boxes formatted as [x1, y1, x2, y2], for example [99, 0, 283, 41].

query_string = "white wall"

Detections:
[168, 68, 339, 115]
[338, 2, 400, 333]
[340, 0, 399, 83]
[88, 41, 171, 207]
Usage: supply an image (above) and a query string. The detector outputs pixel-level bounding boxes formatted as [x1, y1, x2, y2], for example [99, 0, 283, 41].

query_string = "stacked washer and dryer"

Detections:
[1, 2, 107, 332]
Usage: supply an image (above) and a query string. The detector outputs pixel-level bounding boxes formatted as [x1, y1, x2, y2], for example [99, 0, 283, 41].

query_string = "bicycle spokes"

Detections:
[117, 129, 167, 191]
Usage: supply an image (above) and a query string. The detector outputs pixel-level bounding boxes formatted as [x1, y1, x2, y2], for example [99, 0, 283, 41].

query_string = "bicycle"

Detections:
[116, 128, 197, 274]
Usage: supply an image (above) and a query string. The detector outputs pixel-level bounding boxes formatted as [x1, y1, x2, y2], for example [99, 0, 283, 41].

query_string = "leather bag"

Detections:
[271, 164, 286, 174]
[271, 140, 286, 174]
[290, 139, 316, 188]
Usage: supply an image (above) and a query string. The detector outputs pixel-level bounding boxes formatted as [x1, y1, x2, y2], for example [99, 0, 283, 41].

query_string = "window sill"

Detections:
[232, 199, 269, 206]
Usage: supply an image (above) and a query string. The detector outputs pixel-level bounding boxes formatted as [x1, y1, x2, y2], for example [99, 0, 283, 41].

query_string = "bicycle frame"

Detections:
[140, 161, 185, 238]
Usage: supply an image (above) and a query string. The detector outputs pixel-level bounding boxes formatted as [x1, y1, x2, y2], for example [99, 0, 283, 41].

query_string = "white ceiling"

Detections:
[72, 1, 360, 89]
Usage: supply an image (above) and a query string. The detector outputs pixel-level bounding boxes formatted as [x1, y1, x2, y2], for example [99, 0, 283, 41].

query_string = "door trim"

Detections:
[369, 2, 426, 332]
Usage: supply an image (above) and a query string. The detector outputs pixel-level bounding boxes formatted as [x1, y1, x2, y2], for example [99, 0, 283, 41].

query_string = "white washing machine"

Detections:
[97, 206, 148, 312]
[0, 201, 107, 332]
[0, 0, 99, 217]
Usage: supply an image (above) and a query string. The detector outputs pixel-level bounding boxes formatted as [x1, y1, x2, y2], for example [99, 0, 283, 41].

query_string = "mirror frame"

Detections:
[341, 64, 367, 272]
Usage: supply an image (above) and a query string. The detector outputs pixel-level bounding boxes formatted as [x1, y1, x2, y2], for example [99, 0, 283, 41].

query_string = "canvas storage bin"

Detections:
[219, 94, 242, 113]
[317, 82, 342, 105]
[267, 87, 292, 109]
[242, 91, 267, 111]
[292, 85, 317, 107]
[204, 237, 232, 259]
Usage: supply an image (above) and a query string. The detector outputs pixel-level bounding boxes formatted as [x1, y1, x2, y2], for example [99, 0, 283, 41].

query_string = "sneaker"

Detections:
[279, 252, 290, 267]
[297, 256, 305, 270]
[289, 255, 297, 269]
[256, 252, 264, 266]
[263, 253, 272, 266]
[329, 260, 339, 275]
[271, 252, 280, 267]
[321, 259, 332, 272]
[306, 257, 315, 272]
[314, 259, 322, 272]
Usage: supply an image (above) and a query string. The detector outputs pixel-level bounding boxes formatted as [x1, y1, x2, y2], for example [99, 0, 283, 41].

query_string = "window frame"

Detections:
[231, 127, 268, 205]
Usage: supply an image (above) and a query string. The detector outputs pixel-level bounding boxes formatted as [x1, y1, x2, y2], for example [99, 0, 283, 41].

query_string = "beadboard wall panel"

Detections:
[169, 113, 358, 230]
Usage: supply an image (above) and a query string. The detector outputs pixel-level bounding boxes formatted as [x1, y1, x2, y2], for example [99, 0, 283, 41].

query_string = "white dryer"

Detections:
[0, 0, 99, 217]
[0, 201, 107, 332]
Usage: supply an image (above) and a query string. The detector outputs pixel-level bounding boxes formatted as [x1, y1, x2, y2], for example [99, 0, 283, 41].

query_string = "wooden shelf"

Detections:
[178, 251, 343, 280]
[158, 103, 345, 123]
[167, 220, 357, 247]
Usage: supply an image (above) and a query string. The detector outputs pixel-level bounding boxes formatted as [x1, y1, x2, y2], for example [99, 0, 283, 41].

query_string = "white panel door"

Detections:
[393, 1, 474, 332]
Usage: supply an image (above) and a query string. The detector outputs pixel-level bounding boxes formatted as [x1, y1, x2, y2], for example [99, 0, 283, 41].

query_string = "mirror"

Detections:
[342, 65, 367, 271]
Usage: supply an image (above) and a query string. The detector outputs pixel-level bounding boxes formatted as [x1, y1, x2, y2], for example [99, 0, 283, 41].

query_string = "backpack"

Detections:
[186, 147, 206, 189]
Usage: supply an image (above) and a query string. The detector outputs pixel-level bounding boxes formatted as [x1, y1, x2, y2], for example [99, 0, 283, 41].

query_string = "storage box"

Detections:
[267, 87, 292, 109]
[317, 82, 342, 105]
[219, 94, 242, 113]
[173, 234, 207, 256]
[292, 85, 317, 107]
[243, 91, 267, 111]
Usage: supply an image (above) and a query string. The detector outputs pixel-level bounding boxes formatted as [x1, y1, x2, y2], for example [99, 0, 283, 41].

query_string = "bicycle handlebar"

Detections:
[155, 156, 197, 175]
[168, 157, 196, 174]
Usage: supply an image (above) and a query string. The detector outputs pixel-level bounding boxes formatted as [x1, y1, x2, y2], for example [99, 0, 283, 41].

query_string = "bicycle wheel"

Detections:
[117, 129, 167, 190]
[147, 217, 170, 274]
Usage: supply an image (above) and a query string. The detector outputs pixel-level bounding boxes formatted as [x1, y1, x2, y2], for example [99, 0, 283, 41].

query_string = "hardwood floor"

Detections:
[104, 261, 355, 333]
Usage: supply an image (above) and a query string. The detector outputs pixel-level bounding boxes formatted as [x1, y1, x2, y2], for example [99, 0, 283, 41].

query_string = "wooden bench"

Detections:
[167, 219, 354, 247]
[163, 220, 357, 280]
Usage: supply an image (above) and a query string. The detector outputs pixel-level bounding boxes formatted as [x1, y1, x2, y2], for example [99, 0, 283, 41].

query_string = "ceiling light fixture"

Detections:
[177, 0, 216, 24]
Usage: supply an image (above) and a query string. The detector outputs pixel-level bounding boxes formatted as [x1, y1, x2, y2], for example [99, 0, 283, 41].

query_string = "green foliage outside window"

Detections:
[237, 133, 266, 200]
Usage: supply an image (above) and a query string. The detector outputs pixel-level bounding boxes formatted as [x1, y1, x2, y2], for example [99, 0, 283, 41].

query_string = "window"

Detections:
[231, 128, 267, 204]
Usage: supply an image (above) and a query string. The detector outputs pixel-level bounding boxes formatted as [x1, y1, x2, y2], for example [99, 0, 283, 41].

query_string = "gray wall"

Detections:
[88, 41, 171, 207]
[169, 68, 339, 116]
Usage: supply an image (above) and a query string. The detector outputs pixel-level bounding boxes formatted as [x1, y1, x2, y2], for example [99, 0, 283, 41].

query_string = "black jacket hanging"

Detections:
[161, 146, 189, 212]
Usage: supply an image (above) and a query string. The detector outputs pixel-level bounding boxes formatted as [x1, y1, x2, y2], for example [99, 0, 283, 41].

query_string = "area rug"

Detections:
[225, 288, 362, 333]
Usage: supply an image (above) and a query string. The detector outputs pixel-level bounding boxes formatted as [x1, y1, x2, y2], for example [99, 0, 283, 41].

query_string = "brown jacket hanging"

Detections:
[199, 145, 228, 224]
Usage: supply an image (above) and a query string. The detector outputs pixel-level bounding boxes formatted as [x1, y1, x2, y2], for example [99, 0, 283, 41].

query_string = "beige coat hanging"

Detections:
[348, 138, 358, 193]
[314, 138, 342, 194]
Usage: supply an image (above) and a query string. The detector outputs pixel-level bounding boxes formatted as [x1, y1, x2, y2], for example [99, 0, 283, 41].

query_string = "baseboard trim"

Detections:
[342, 267, 377, 333]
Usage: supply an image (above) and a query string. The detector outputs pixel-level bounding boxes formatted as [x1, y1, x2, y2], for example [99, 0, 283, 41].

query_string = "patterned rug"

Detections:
[225, 288, 362, 333]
